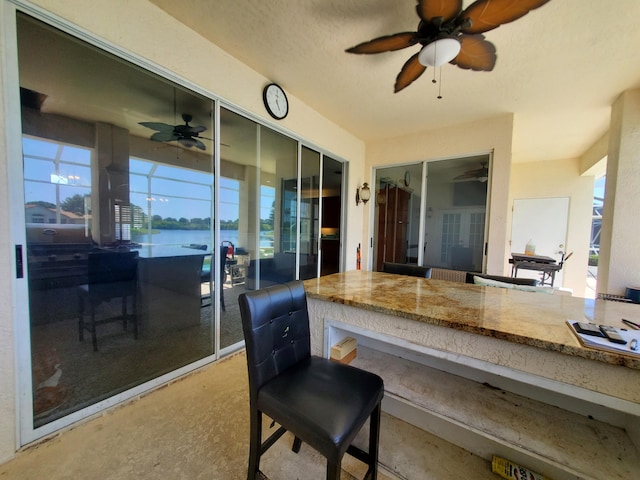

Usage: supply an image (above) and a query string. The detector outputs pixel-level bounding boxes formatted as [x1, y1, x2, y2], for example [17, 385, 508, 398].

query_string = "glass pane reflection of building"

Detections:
[17, 12, 346, 438]
[19, 14, 216, 429]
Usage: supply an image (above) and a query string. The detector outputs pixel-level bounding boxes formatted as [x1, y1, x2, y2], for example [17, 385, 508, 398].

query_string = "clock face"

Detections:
[263, 83, 289, 120]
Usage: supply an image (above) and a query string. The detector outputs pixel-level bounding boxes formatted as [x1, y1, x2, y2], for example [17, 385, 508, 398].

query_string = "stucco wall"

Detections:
[599, 89, 640, 295]
[365, 114, 514, 274]
[0, 70, 15, 464]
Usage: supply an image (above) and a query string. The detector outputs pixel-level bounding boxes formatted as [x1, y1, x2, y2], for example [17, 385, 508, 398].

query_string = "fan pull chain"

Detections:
[432, 41, 438, 84]
[437, 67, 443, 99]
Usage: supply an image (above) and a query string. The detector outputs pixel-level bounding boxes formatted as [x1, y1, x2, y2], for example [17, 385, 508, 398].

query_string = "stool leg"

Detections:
[367, 403, 382, 480]
[91, 307, 98, 352]
[122, 296, 128, 331]
[292, 436, 302, 453]
[248, 409, 262, 480]
[327, 459, 342, 480]
[132, 291, 138, 339]
[78, 296, 85, 341]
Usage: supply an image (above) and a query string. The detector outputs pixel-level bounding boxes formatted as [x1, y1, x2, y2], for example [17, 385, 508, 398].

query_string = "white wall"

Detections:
[510, 158, 594, 296]
[599, 89, 640, 295]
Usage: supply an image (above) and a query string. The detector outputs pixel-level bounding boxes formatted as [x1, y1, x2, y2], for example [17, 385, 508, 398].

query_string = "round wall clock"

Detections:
[263, 83, 289, 120]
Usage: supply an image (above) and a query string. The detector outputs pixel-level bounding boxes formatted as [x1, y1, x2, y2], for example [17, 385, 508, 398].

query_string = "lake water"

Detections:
[131, 229, 271, 257]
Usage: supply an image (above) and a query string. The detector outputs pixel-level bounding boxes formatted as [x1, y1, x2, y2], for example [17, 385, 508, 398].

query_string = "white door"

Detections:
[511, 197, 569, 286]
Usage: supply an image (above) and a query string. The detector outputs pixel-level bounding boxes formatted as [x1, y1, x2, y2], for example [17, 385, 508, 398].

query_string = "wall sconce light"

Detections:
[356, 183, 371, 206]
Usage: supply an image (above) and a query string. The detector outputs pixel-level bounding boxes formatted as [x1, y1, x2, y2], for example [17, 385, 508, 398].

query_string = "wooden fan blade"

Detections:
[450, 34, 496, 71]
[394, 53, 427, 93]
[416, 0, 462, 23]
[346, 32, 417, 54]
[461, 0, 550, 34]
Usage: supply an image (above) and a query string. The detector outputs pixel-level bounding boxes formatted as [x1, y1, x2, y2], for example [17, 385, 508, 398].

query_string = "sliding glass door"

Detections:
[373, 155, 490, 273]
[13, 10, 347, 444]
[373, 163, 425, 269]
[18, 13, 217, 432]
[218, 107, 298, 349]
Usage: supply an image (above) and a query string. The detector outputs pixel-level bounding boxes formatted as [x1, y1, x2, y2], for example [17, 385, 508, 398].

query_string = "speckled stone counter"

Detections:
[303, 270, 640, 405]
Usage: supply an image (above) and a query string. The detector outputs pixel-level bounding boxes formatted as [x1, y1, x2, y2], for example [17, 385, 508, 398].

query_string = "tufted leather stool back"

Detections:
[238, 280, 384, 480]
[239, 280, 310, 403]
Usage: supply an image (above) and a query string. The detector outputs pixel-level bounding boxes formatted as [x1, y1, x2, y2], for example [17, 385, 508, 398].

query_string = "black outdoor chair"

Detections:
[382, 262, 432, 278]
[77, 250, 139, 351]
[238, 280, 384, 480]
[200, 245, 229, 310]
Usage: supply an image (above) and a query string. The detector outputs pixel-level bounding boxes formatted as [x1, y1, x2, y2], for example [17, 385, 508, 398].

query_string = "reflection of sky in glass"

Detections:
[24, 181, 55, 204]
[24, 158, 52, 183]
[261, 185, 275, 220]
[23, 137, 59, 158]
[151, 177, 211, 201]
[594, 176, 605, 205]
[59, 145, 91, 164]
[22, 137, 274, 223]
[130, 158, 154, 175]
[154, 164, 213, 184]
[23, 137, 92, 204]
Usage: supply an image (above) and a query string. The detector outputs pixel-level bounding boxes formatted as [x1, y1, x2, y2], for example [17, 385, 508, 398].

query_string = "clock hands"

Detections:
[275, 91, 282, 110]
[263, 83, 288, 119]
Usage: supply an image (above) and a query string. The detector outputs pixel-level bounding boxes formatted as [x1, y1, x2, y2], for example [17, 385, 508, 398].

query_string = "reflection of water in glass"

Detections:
[131, 229, 272, 257]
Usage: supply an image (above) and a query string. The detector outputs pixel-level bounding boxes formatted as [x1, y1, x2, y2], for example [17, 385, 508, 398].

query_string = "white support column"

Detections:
[598, 89, 640, 295]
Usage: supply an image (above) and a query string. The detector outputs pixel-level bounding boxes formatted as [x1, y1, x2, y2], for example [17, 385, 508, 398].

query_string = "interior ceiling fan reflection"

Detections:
[139, 113, 213, 151]
[454, 162, 488, 182]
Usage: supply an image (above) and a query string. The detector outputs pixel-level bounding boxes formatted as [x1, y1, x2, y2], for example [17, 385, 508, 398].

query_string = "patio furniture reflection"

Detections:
[77, 250, 139, 351]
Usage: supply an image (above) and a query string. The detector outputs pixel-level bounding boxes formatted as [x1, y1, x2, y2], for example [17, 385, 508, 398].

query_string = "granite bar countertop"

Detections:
[303, 270, 640, 370]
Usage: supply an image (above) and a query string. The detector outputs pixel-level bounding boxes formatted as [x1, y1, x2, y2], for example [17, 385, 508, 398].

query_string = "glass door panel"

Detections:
[18, 13, 216, 430]
[373, 163, 424, 270]
[219, 108, 257, 349]
[320, 156, 343, 276]
[261, 126, 298, 285]
[423, 156, 489, 272]
[299, 147, 320, 279]
[218, 108, 298, 349]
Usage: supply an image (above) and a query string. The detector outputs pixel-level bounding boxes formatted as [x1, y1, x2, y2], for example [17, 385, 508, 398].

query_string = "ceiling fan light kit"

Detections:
[418, 38, 460, 67]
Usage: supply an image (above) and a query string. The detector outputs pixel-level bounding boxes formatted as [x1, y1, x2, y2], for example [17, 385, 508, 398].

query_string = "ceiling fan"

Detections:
[454, 163, 488, 182]
[346, 0, 550, 93]
[139, 114, 211, 150]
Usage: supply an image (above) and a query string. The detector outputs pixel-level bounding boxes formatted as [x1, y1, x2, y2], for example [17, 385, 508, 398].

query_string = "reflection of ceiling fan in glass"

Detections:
[454, 162, 488, 182]
[139, 113, 211, 150]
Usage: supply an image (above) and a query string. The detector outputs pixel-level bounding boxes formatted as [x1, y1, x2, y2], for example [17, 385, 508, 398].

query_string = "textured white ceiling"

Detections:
[149, 0, 640, 163]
